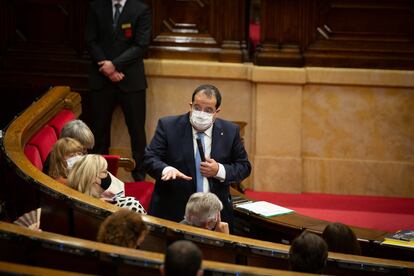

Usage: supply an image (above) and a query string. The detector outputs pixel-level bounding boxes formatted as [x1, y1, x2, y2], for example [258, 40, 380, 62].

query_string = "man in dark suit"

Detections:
[85, 0, 151, 181]
[143, 84, 251, 232]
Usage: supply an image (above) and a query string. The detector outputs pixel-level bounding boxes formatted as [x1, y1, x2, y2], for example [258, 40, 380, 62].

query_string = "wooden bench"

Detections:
[0, 222, 303, 276]
[1, 86, 414, 275]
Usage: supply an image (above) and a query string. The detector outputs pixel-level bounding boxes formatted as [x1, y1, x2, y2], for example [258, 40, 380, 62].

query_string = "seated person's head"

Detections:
[161, 240, 203, 276]
[68, 154, 110, 198]
[289, 231, 328, 274]
[60, 119, 95, 151]
[322, 222, 361, 255]
[48, 137, 84, 183]
[97, 209, 147, 248]
[184, 192, 228, 233]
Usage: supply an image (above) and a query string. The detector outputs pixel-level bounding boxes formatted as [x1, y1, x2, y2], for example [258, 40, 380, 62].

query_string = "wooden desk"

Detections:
[231, 189, 414, 262]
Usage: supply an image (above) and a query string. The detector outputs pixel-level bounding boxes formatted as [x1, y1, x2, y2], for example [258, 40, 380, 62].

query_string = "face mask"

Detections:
[66, 155, 83, 170]
[190, 110, 214, 131]
[100, 174, 112, 190]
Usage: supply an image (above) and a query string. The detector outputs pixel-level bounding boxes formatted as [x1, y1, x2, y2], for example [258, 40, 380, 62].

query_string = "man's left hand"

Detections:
[200, 158, 219, 177]
[98, 60, 116, 76]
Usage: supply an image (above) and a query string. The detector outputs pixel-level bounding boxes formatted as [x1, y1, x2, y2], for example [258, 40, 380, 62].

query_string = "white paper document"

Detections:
[235, 201, 294, 217]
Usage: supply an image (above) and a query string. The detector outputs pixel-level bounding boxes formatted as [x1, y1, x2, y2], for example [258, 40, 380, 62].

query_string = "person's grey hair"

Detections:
[185, 192, 223, 227]
[60, 120, 95, 150]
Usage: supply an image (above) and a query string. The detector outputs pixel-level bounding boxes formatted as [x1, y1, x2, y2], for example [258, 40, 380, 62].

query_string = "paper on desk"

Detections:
[235, 201, 294, 217]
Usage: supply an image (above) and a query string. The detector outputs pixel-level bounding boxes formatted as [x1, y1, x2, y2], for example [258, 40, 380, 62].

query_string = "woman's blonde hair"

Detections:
[48, 137, 84, 180]
[68, 154, 108, 198]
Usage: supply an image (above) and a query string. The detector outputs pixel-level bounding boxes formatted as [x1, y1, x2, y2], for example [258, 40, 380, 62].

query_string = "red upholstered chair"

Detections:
[125, 181, 154, 211]
[24, 144, 43, 170]
[102, 154, 121, 176]
[26, 126, 57, 163]
[47, 109, 76, 137]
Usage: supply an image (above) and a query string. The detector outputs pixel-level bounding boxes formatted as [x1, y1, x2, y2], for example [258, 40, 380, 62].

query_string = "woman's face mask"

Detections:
[100, 173, 112, 190]
[66, 155, 83, 170]
[190, 110, 214, 131]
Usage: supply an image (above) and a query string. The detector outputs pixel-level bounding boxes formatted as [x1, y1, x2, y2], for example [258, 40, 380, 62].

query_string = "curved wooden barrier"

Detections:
[0, 222, 296, 276]
[0, 261, 91, 276]
[1, 86, 414, 275]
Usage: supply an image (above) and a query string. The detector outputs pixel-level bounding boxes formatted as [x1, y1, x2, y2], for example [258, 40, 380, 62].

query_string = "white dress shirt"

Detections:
[112, 0, 127, 17]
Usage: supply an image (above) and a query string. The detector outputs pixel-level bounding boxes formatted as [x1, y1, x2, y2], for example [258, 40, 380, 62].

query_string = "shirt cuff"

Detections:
[215, 163, 226, 182]
[162, 166, 175, 177]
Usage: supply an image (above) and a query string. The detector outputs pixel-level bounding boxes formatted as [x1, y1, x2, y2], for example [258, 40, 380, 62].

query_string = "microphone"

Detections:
[196, 138, 206, 162]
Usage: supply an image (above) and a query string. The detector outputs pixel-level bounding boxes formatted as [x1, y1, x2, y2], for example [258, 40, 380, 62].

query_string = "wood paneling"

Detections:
[305, 0, 414, 69]
[0, 0, 89, 128]
[254, 0, 306, 67]
[146, 0, 248, 62]
[255, 0, 414, 69]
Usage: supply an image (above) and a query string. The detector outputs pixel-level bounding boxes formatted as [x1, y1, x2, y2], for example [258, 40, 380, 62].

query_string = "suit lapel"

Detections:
[181, 114, 197, 186]
[104, 0, 114, 33]
[211, 119, 222, 160]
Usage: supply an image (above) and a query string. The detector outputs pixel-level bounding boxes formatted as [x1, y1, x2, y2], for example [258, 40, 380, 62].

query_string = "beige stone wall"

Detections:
[110, 59, 414, 197]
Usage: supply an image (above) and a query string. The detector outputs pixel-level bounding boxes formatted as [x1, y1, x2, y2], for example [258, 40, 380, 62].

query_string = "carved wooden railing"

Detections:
[1, 86, 414, 275]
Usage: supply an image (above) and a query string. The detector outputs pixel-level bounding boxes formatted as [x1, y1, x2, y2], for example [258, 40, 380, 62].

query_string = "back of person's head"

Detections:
[68, 154, 107, 198]
[289, 231, 328, 273]
[48, 137, 84, 179]
[192, 84, 222, 109]
[322, 222, 361, 255]
[60, 119, 95, 150]
[185, 192, 222, 230]
[97, 209, 147, 248]
[162, 240, 203, 276]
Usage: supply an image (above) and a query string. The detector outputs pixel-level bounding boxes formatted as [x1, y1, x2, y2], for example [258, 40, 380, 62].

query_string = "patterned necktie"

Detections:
[113, 3, 121, 30]
[195, 132, 205, 192]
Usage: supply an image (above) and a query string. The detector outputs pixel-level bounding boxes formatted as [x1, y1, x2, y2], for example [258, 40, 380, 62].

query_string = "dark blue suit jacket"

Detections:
[143, 113, 251, 230]
[85, 0, 151, 92]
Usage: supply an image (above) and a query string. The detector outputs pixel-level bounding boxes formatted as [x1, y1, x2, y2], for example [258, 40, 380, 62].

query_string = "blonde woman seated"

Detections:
[181, 192, 229, 234]
[48, 137, 84, 185]
[68, 154, 146, 214]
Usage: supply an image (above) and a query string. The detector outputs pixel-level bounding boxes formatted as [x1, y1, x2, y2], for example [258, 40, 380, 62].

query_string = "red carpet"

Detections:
[245, 189, 414, 233]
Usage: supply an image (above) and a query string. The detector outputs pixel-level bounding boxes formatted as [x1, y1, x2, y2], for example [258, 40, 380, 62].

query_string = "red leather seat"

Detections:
[26, 126, 57, 163]
[102, 154, 120, 176]
[125, 181, 154, 211]
[47, 109, 76, 137]
[24, 144, 43, 170]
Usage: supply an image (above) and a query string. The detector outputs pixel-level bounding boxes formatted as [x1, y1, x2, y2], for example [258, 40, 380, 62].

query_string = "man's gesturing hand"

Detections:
[161, 167, 192, 181]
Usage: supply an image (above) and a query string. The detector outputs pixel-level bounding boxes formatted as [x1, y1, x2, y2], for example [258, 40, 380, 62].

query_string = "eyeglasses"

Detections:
[192, 104, 216, 114]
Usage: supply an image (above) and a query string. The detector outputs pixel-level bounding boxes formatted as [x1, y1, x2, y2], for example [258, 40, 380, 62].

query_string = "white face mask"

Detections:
[66, 155, 83, 170]
[190, 110, 214, 131]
